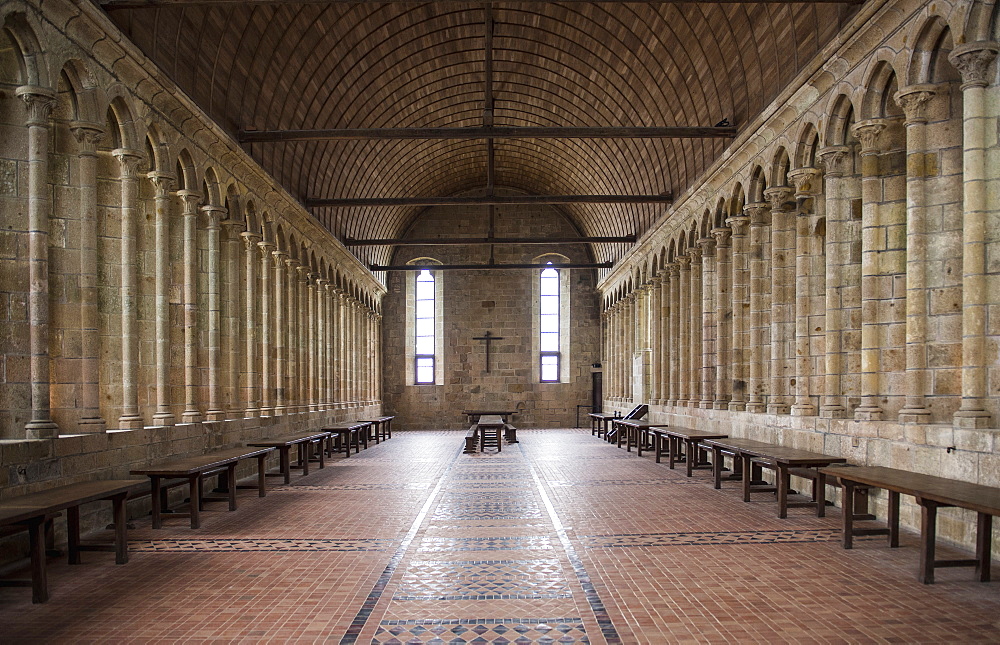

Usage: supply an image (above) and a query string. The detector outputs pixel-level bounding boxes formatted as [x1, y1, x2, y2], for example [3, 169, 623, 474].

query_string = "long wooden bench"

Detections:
[0, 479, 147, 603]
[359, 416, 395, 443]
[821, 465, 1000, 584]
[604, 404, 648, 443]
[588, 412, 616, 438]
[248, 431, 330, 480]
[464, 425, 479, 454]
[651, 427, 728, 476]
[477, 415, 505, 452]
[322, 422, 369, 457]
[613, 419, 666, 456]
[131, 446, 276, 529]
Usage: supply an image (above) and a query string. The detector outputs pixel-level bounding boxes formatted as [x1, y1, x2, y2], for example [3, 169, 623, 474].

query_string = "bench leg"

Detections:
[280, 447, 291, 484]
[28, 517, 47, 603]
[742, 455, 752, 503]
[816, 472, 827, 518]
[67, 505, 81, 565]
[227, 464, 238, 511]
[888, 490, 900, 548]
[151, 476, 163, 530]
[300, 443, 310, 476]
[777, 465, 789, 519]
[685, 440, 695, 478]
[842, 480, 855, 549]
[113, 493, 129, 564]
[712, 448, 722, 489]
[919, 500, 938, 584]
[318, 439, 326, 469]
[190, 474, 202, 529]
[977, 512, 992, 582]
[257, 455, 268, 497]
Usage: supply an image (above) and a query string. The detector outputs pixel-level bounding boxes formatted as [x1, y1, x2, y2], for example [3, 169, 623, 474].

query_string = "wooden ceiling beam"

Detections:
[345, 235, 636, 246]
[305, 194, 673, 207]
[240, 126, 736, 142]
[370, 261, 615, 272]
[102, 0, 862, 9]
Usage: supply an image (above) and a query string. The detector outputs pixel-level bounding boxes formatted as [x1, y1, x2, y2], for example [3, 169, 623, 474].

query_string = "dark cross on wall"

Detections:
[472, 331, 504, 372]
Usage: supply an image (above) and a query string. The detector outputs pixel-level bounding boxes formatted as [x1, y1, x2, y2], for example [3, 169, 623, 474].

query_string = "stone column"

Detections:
[351, 298, 361, 404]
[70, 121, 107, 432]
[608, 304, 617, 401]
[667, 263, 680, 405]
[148, 171, 176, 426]
[316, 278, 328, 409]
[656, 273, 669, 405]
[335, 289, 347, 406]
[614, 301, 624, 401]
[178, 190, 202, 423]
[817, 147, 853, 418]
[307, 273, 318, 411]
[712, 228, 733, 409]
[765, 186, 795, 415]
[114, 148, 145, 430]
[241, 231, 262, 417]
[374, 312, 383, 403]
[296, 265, 310, 412]
[677, 256, 691, 406]
[284, 258, 300, 412]
[852, 120, 889, 421]
[223, 218, 244, 418]
[622, 294, 633, 402]
[697, 237, 717, 408]
[272, 250, 288, 414]
[894, 85, 938, 423]
[790, 167, 823, 417]
[17, 87, 58, 438]
[202, 204, 227, 422]
[727, 215, 750, 411]
[325, 283, 337, 406]
[949, 42, 998, 428]
[688, 248, 704, 406]
[745, 203, 771, 413]
[649, 275, 662, 404]
[258, 241, 275, 416]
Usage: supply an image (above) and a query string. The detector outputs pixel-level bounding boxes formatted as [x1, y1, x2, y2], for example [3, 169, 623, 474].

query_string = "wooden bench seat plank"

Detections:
[651, 428, 727, 476]
[588, 412, 616, 437]
[249, 431, 332, 479]
[322, 423, 369, 457]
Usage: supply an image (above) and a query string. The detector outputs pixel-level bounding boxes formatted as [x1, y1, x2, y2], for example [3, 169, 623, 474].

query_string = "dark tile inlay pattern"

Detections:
[580, 529, 846, 548]
[394, 559, 571, 600]
[130, 538, 393, 552]
[417, 536, 555, 552]
[372, 618, 589, 645]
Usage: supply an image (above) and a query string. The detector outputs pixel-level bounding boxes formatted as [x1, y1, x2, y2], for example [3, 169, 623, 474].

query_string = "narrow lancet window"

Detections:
[414, 269, 435, 384]
[540, 264, 560, 382]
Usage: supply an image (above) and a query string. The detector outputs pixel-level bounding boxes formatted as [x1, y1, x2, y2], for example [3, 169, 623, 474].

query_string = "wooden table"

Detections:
[323, 422, 370, 456]
[651, 427, 728, 476]
[477, 415, 505, 452]
[359, 416, 394, 442]
[612, 420, 666, 456]
[249, 431, 331, 481]
[702, 437, 779, 491]
[822, 465, 1000, 584]
[0, 479, 145, 603]
[702, 438, 846, 518]
[463, 410, 516, 424]
[587, 412, 617, 438]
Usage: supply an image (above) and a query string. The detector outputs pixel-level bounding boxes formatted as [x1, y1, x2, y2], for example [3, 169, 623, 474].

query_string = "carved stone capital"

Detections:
[272, 249, 289, 268]
[744, 202, 771, 226]
[711, 227, 733, 248]
[285, 257, 301, 270]
[763, 186, 794, 211]
[698, 236, 717, 256]
[257, 240, 275, 258]
[894, 84, 938, 124]
[817, 146, 853, 177]
[296, 265, 311, 281]
[788, 167, 822, 197]
[177, 190, 203, 214]
[851, 119, 889, 155]
[70, 121, 105, 155]
[949, 42, 999, 89]
[241, 231, 262, 251]
[725, 215, 750, 236]
[112, 148, 144, 179]
[667, 262, 680, 278]
[676, 256, 691, 269]
[147, 171, 175, 196]
[687, 246, 702, 262]
[222, 217, 246, 234]
[15, 86, 56, 126]
[200, 204, 227, 229]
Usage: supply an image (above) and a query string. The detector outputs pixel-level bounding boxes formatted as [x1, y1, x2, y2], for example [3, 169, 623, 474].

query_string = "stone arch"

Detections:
[748, 166, 767, 203]
[104, 93, 141, 152]
[224, 183, 243, 222]
[143, 123, 171, 174]
[729, 183, 746, 219]
[533, 252, 571, 265]
[54, 59, 99, 124]
[861, 60, 905, 120]
[794, 122, 821, 169]
[825, 93, 858, 146]
[1, 12, 48, 87]
[175, 148, 198, 192]
[909, 16, 958, 85]
[202, 167, 223, 207]
[245, 200, 260, 234]
[770, 147, 791, 188]
[713, 198, 727, 229]
[274, 224, 287, 253]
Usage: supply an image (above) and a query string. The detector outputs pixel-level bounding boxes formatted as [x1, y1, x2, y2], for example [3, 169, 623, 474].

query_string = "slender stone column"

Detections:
[114, 149, 145, 430]
[623, 294, 634, 402]
[351, 298, 361, 404]
[949, 42, 998, 428]
[257, 241, 274, 416]
[307, 273, 318, 410]
[178, 191, 203, 423]
[614, 301, 624, 401]
[711, 228, 733, 409]
[296, 265, 310, 412]
[284, 258, 300, 412]
[316, 278, 328, 409]
[324, 283, 336, 407]
[745, 203, 771, 413]
[272, 250, 289, 414]
[852, 120, 888, 421]
[148, 171, 176, 426]
[688, 248, 704, 406]
[367, 309, 376, 404]
[790, 167, 823, 417]
[649, 275, 662, 404]
[374, 312, 383, 403]
[335, 289, 347, 406]
[608, 304, 617, 401]
[667, 263, 680, 405]
[765, 186, 795, 415]
[241, 231, 262, 417]
[817, 147, 853, 418]
[70, 121, 107, 432]
[895, 85, 938, 423]
[698, 237, 717, 408]
[202, 205, 227, 422]
[677, 256, 691, 405]
[727, 215, 750, 411]
[223, 219, 244, 418]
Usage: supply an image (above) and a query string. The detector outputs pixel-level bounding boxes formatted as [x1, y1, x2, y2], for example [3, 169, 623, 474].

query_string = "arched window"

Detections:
[539, 263, 560, 382]
[414, 269, 436, 384]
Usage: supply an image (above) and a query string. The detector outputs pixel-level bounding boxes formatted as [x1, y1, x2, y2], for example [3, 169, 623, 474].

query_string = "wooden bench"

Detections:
[613, 419, 665, 456]
[463, 410, 516, 425]
[503, 423, 518, 444]
[701, 437, 846, 518]
[604, 404, 648, 443]
[477, 415, 505, 452]
[821, 465, 1000, 584]
[359, 416, 394, 443]
[464, 425, 479, 454]
[0, 479, 146, 603]
[651, 427, 728, 476]
[248, 431, 330, 481]
[588, 412, 616, 437]
[131, 446, 276, 529]
[322, 422, 369, 457]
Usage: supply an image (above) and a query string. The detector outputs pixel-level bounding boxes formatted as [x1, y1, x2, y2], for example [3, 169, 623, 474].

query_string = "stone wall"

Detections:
[383, 196, 601, 429]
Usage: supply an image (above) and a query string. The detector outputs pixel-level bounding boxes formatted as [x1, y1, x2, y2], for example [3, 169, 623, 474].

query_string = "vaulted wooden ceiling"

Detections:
[104, 1, 857, 269]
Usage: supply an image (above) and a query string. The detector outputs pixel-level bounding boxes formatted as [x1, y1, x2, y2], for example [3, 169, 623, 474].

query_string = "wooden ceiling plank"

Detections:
[305, 194, 673, 207]
[240, 125, 737, 142]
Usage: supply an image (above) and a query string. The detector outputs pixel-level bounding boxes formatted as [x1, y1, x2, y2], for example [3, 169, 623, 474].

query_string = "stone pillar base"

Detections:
[25, 420, 58, 439]
[898, 409, 931, 424]
[854, 406, 884, 421]
[117, 415, 144, 430]
[713, 400, 729, 410]
[953, 410, 992, 429]
[819, 405, 847, 419]
[746, 401, 766, 413]
[205, 409, 227, 422]
[767, 404, 789, 415]
[151, 412, 175, 427]
[791, 403, 817, 417]
[77, 417, 107, 433]
[181, 410, 203, 423]
[728, 401, 746, 412]
[244, 408, 260, 418]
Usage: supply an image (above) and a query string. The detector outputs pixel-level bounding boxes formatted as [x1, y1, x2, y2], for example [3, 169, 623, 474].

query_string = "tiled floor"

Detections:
[3, 429, 1000, 643]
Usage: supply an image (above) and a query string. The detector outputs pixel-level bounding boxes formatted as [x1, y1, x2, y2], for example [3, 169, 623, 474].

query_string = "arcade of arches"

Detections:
[2, 0, 1000, 631]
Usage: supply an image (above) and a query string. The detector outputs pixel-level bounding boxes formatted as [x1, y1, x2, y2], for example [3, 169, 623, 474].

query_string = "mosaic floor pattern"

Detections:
[3, 429, 1000, 643]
